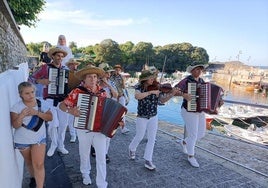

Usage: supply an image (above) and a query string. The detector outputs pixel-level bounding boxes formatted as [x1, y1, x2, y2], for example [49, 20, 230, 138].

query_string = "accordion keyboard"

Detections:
[187, 83, 197, 111]
[74, 94, 98, 130]
[58, 70, 68, 94]
[48, 68, 58, 94]
[199, 84, 209, 109]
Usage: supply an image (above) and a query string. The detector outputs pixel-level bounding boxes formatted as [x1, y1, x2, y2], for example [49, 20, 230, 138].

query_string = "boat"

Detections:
[224, 124, 268, 145]
[206, 101, 268, 145]
[231, 79, 260, 92]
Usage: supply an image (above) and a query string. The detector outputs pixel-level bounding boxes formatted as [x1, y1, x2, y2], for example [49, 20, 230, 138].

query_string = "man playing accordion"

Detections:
[29, 47, 71, 157]
[59, 65, 108, 187]
[175, 63, 223, 168]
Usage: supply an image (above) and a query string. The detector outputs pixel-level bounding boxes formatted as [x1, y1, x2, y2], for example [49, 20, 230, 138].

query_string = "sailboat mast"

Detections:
[160, 55, 167, 83]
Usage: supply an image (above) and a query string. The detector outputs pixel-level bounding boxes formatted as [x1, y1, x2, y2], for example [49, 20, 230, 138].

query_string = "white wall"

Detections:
[0, 63, 28, 188]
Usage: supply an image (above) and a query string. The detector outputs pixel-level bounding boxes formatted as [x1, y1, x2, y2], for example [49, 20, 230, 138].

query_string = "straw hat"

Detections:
[103, 65, 115, 72]
[75, 65, 105, 80]
[114, 64, 122, 69]
[48, 47, 67, 58]
[65, 58, 80, 67]
[186, 63, 208, 73]
[139, 70, 157, 82]
[98, 63, 115, 72]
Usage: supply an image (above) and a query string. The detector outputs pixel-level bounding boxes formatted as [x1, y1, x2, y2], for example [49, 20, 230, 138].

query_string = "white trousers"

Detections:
[181, 108, 206, 156]
[106, 137, 110, 154]
[46, 99, 69, 149]
[77, 130, 107, 188]
[67, 114, 76, 137]
[129, 115, 158, 162]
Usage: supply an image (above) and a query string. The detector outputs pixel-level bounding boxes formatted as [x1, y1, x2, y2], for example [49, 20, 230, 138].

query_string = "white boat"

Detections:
[211, 104, 268, 126]
[224, 124, 268, 145]
[206, 101, 268, 145]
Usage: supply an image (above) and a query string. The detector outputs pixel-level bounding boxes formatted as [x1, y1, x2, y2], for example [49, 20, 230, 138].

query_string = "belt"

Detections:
[137, 115, 156, 119]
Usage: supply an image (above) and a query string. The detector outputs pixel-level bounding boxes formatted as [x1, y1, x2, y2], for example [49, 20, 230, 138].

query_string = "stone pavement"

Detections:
[23, 113, 268, 188]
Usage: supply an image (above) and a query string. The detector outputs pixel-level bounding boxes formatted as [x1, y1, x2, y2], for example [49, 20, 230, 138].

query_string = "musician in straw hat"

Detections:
[110, 64, 130, 134]
[174, 63, 209, 168]
[29, 47, 72, 157]
[128, 70, 180, 170]
[59, 66, 108, 187]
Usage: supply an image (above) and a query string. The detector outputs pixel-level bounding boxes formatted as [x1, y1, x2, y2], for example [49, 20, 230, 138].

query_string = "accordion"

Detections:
[48, 68, 69, 95]
[187, 82, 223, 114]
[74, 93, 127, 138]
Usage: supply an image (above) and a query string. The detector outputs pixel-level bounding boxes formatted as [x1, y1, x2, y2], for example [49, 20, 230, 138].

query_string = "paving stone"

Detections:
[22, 113, 268, 188]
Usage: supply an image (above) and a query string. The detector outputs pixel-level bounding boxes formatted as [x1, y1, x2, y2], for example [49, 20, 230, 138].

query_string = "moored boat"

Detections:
[224, 124, 268, 145]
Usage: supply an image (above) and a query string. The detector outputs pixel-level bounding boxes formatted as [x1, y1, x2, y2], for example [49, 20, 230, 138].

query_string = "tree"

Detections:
[7, 0, 45, 27]
[69, 41, 80, 54]
[190, 47, 209, 65]
[25, 40, 209, 73]
[119, 41, 134, 65]
[94, 39, 122, 67]
[26, 42, 43, 56]
[131, 42, 154, 70]
[83, 45, 95, 56]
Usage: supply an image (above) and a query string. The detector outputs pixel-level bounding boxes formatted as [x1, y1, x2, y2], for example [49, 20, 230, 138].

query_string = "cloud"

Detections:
[38, 3, 148, 30]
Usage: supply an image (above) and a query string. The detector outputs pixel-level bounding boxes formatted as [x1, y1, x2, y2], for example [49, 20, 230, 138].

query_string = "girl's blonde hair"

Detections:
[18, 82, 35, 95]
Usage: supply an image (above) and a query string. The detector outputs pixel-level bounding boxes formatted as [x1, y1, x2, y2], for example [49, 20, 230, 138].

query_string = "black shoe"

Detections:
[106, 154, 110, 163]
[91, 146, 96, 158]
[29, 177, 36, 188]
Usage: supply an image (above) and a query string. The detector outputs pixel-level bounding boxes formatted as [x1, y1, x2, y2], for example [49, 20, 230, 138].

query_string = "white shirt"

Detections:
[10, 99, 50, 144]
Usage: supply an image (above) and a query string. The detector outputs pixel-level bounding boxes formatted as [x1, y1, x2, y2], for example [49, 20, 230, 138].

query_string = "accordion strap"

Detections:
[77, 86, 105, 96]
[22, 99, 44, 132]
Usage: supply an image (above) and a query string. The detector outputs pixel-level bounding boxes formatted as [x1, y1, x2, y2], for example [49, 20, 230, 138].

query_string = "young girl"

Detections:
[10, 82, 52, 188]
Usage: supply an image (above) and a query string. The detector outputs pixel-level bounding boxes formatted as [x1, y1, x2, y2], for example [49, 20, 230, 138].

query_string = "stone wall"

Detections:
[0, 0, 27, 73]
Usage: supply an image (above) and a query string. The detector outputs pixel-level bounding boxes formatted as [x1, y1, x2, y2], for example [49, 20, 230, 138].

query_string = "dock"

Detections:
[23, 113, 268, 188]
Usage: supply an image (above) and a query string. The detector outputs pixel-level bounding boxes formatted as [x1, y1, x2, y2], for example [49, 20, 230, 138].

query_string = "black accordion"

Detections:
[48, 68, 69, 96]
[187, 82, 223, 114]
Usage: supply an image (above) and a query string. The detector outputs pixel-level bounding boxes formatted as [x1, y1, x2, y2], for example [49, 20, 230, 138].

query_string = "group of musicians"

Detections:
[14, 42, 223, 187]
[26, 46, 131, 187]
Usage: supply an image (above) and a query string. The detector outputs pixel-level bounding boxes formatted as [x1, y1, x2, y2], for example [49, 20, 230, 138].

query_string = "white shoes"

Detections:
[58, 148, 69, 155]
[179, 140, 188, 154]
[121, 127, 130, 134]
[82, 175, 92, 185]
[188, 156, 200, 168]
[144, 160, 156, 170]
[129, 150, 135, 160]
[47, 146, 56, 157]
[70, 135, 76, 143]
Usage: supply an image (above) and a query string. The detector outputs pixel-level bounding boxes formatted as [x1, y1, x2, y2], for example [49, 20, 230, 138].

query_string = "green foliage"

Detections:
[131, 42, 154, 70]
[119, 41, 135, 65]
[69, 41, 82, 54]
[7, 0, 45, 27]
[77, 55, 95, 69]
[94, 39, 122, 67]
[26, 42, 42, 56]
[26, 40, 209, 73]
[82, 45, 95, 55]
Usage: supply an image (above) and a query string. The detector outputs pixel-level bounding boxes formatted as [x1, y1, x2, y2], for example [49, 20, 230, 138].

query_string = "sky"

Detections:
[20, 0, 268, 66]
